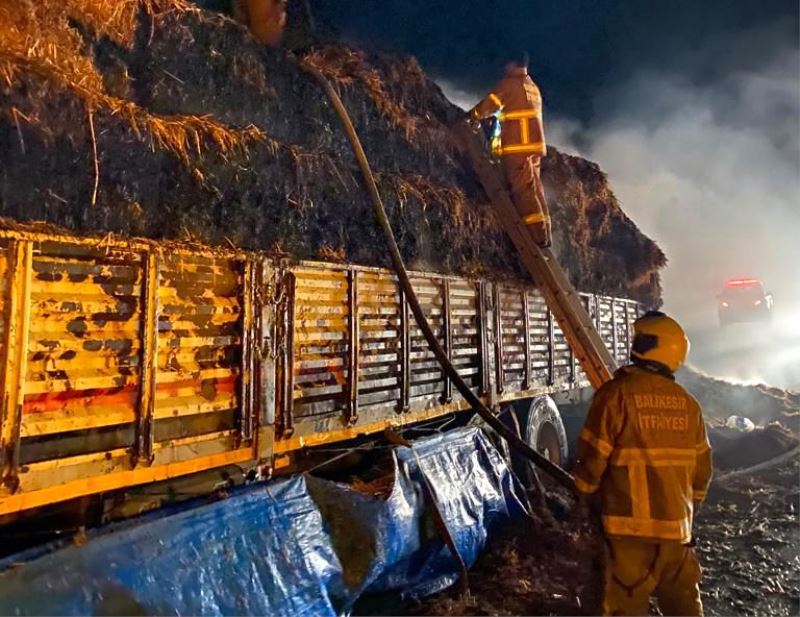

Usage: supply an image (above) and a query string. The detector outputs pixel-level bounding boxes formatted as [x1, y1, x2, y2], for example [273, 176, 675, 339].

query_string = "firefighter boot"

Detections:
[524, 219, 551, 248]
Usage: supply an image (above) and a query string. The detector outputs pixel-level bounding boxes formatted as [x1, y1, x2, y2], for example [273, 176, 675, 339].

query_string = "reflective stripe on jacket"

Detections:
[573, 365, 713, 543]
[472, 67, 546, 157]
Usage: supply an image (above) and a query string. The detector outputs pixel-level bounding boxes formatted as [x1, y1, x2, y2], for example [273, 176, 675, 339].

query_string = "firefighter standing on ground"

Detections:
[469, 52, 552, 247]
[574, 311, 713, 616]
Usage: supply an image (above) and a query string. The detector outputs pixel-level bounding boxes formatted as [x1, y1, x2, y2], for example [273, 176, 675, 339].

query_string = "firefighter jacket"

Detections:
[574, 365, 713, 543]
[471, 67, 546, 157]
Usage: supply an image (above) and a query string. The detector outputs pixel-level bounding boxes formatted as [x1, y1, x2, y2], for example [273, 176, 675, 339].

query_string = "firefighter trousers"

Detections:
[603, 537, 703, 616]
[501, 154, 551, 247]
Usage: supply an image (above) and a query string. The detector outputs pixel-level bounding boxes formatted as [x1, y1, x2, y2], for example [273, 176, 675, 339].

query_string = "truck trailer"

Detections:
[0, 223, 640, 523]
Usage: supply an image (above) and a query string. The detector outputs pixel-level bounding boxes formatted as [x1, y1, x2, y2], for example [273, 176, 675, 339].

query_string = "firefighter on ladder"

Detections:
[574, 311, 713, 616]
[469, 52, 551, 247]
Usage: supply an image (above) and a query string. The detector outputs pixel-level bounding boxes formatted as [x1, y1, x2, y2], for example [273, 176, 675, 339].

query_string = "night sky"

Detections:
[313, 0, 799, 123]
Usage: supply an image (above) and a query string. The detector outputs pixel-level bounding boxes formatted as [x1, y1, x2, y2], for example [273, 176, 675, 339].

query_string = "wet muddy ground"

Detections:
[697, 457, 799, 616]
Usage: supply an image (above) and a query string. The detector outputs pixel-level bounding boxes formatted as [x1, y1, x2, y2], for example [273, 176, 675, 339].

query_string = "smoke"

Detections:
[435, 78, 481, 112]
[569, 24, 800, 388]
[575, 46, 800, 332]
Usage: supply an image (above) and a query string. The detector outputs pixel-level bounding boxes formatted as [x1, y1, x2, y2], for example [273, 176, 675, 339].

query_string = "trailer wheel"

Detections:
[520, 396, 569, 468]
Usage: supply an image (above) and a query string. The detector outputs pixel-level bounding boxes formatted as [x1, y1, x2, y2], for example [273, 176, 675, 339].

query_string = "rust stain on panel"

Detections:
[23, 244, 143, 442]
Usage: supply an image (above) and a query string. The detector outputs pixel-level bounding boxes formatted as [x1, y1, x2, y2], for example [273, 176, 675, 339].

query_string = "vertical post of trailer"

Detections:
[476, 281, 489, 397]
[440, 278, 452, 404]
[257, 259, 276, 461]
[346, 269, 359, 425]
[522, 289, 532, 390]
[134, 249, 159, 467]
[0, 240, 32, 491]
[279, 272, 296, 438]
[240, 259, 256, 443]
[397, 285, 410, 413]
[493, 285, 504, 394]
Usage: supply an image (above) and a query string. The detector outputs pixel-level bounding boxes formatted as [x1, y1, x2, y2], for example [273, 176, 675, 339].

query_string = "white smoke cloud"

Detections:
[575, 43, 800, 388]
[579, 46, 800, 332]
[435, 78, 480, 111]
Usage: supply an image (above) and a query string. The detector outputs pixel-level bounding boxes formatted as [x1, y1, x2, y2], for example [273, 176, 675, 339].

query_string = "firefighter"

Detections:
[573, 311, 713, 616]
[468, 52, 551, 247]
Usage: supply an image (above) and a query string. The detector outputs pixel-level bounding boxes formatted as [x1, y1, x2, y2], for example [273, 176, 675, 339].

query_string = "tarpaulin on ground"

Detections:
[309, 426, 527, 602]
[0, 427, 525, 616]
[0, 477, 347, 616]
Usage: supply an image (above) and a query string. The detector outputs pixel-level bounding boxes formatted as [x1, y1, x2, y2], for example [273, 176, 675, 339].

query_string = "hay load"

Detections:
[0, 0, 665, 305]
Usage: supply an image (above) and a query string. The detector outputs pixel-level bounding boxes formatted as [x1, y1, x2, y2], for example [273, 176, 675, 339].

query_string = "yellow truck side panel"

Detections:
[0, 226, 641, 518]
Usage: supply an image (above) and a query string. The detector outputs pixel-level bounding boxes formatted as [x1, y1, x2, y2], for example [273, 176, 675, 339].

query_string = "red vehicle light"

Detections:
[725, 278, 761, 287]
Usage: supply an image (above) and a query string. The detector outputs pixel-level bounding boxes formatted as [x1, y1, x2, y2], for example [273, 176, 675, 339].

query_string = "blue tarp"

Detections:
[0, 427, 525, 616]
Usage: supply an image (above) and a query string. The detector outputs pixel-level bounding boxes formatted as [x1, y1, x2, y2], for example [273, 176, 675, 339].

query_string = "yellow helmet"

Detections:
[630, 311, 690, 373]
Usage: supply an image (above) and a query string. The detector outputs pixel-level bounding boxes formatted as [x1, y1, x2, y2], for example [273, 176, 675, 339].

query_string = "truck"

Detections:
[0, 223, 640, 525]
[718, 278, 774, 326]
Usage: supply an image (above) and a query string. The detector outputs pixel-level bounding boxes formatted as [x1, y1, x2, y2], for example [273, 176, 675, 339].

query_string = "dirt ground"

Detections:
[404, 490, 604, 616]
[696, 457, 799, 616]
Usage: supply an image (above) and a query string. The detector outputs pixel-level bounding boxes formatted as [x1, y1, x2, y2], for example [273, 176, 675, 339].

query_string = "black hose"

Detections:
[300, 60, 576, 493]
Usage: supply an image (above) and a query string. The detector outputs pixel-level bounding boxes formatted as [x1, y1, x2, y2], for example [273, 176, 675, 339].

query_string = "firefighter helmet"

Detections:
[630, 311, 690, 373]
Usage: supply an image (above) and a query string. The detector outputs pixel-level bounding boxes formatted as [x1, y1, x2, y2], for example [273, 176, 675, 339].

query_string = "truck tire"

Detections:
[519, 396, 569, 468]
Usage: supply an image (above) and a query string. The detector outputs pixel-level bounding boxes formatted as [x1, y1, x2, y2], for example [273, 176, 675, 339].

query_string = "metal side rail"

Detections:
[453, 121, 617, 390]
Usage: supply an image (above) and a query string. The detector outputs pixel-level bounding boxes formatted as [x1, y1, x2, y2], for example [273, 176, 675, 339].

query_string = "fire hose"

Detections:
[717, 443, 800, 481]
[300, 59, 576, 493]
